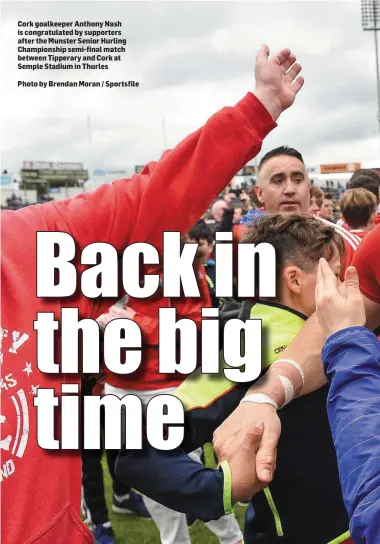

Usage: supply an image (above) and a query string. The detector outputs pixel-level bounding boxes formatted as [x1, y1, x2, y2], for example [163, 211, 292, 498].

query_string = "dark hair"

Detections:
[339, 188, 377, 229]
[347, 169, 380, 200]
[243, 214, 344, 281]
[188, 220, 213, 245]
[324, 193, 333, 201]
[258, 146, 305, 171]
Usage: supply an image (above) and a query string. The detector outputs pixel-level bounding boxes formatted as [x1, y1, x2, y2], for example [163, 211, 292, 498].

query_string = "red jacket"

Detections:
[1, 92, 275, 544]
[102, 263, 212, 390]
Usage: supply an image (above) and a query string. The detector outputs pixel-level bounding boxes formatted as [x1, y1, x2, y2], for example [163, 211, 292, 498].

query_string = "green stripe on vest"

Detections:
[175, 302, 305, 411]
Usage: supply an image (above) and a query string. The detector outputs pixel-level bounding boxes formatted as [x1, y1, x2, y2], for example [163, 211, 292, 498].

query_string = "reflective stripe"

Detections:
[220, 460, 233, 514]
[263, 486, 284, 536]
[328, 531, 351, 544]
[206, 274, 214, 289]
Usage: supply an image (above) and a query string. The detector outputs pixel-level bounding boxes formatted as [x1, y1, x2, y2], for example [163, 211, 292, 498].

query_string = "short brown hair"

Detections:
[309, 186, 324, 208]
[339, 188, 377, 229]
[243, 214, 345, 280]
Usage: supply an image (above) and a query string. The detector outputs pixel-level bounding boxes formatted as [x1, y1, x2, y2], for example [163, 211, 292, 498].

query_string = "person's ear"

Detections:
[282, 266, 303, 295]
[255, 185, 265, 205]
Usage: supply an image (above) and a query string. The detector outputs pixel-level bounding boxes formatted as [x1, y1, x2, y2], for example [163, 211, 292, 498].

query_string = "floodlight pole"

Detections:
[363, 0, 380, 152]
[374, 3, 380, 145]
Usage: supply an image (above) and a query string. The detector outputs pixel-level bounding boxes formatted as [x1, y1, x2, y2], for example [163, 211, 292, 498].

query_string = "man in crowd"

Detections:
[243, 145, 360, 278]
[339, 188, 377, 238]
[1, 45, 304, 544]
[319, 193, 335, 222]
[211, 200, 228, 232]
[346, 168, 380, 226]
[308, 185, 324, 215]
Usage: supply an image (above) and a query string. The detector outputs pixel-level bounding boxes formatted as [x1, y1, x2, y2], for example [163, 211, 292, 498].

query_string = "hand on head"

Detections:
[315, 259, 366, 337]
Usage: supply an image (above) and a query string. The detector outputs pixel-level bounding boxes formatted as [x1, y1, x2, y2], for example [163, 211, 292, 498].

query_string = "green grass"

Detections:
[101, 443, 247, 543]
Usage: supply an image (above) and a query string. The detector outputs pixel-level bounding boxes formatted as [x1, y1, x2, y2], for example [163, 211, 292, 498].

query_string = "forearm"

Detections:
[115, 441, 231, 521]
[323, 327, 380, 543]
[245, 312, 326, 405]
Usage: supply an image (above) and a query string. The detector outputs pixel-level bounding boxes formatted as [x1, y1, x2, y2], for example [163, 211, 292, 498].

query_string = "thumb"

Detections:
[256, 45, 270, 62]
[256, 429, 279, 483]
[345, 266, 360, 296]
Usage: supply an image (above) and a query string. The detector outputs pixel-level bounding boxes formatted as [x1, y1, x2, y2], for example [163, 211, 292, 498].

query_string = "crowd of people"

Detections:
[2, 44, 380, 544]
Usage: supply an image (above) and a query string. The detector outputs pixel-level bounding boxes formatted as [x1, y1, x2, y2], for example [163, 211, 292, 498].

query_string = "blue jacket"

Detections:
[322, 326, 380, 543]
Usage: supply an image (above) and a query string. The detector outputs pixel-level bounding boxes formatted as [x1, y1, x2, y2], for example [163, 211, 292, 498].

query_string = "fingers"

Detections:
[285, 62, 302, 82]
[256, 423, 280, 483]
[292, 76, 304, 94]
[281, 54, 296, 74]
[272, 48, 291, 65]
[257, 46, 291, 66]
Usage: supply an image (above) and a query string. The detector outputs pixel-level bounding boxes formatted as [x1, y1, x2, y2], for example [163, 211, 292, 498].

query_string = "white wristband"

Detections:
[240, 393, 279, 410]
[273, 358, 305, 387]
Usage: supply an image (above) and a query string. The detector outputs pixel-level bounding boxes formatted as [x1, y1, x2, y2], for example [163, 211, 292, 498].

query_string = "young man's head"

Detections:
[339, 188, 377, 231]
[255, 146, 310, 215]
[186, 220, 213, 262]
[309, 186, 324, 216]
[347, 169, 380, 203]
[319, 193, 335, 222]
[243, 215, 344, 317]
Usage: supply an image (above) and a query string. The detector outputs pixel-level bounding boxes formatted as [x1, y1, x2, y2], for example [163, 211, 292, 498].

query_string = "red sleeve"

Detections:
[351, 225, 380, 304]
[42, 93, 276, 253]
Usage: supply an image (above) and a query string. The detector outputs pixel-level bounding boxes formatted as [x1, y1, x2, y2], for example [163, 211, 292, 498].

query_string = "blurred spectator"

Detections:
[239, 190, 252, 214]
[347, 168, 380, 225]
[233, 207, 243, 224]
[319, 193, 335, 222]
[185, 221, 216, 306]
[210, 199, 227, 232]
[339, 188, 377, 239]
[309, 185, 324, 216]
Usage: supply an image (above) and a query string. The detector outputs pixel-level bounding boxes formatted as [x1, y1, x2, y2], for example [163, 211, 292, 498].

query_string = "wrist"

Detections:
[252, 88, 282, 121]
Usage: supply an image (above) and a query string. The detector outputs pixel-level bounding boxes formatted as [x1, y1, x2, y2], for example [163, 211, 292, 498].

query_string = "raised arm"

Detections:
[316, 259, 380, 542]
[40, 46, 303, 256]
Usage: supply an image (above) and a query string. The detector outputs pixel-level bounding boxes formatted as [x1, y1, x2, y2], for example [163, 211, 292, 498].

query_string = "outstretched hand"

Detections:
[315, 258, 366, 337]
[253, 45, 304, 121]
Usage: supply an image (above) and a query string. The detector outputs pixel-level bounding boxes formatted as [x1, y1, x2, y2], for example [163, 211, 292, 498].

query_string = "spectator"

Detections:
[211, 200, 228, 231]
[308, 185, 324, 216]
[347, 168, 380, 225]
[319, 193, 335, 222]
[339, 188, 377, 238]
[316, 258, 378, 543]
[233, 207, 243, 224]
[186, 221, 217, 307]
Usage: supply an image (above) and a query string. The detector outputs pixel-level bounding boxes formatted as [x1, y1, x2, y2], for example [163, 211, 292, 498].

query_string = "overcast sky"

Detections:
[0, 0, 379, 176]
